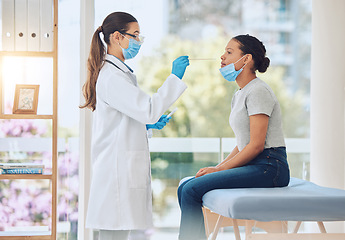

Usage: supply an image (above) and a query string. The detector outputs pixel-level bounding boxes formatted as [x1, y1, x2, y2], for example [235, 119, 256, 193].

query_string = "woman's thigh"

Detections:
[181, 164, 277, 199]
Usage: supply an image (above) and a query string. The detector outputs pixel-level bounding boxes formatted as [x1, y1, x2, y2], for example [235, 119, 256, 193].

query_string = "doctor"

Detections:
[80, 12, 189, 240]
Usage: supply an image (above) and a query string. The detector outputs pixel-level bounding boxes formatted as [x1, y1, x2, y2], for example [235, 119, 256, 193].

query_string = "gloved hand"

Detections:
[146, 115, 171, 130]
[172, 56, 190, 79]
[158, 114, 171, 123]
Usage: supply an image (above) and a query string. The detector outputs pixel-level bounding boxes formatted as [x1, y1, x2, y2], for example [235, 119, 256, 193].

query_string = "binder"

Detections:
[1, 168, 43, 174]
[0, 162, 45, 169]
[28, 0, 40, 51]
[40, 0, 53, 51]
[2, 0, 15, 51]
[15, 0, 28, 51]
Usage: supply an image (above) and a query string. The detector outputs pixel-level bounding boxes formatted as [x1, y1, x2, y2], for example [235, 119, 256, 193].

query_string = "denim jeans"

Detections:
[177, 147, 290, 240]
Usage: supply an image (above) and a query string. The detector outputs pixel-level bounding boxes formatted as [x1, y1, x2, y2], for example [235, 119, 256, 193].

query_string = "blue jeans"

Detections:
[177, 147, 290, 240]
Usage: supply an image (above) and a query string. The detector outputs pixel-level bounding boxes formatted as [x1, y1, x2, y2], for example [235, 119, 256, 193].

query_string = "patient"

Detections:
[177, 34, 290, 240]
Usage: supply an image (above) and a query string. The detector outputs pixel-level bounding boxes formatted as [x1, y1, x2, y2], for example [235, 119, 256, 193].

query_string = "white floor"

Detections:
[149, 229, 245, 240]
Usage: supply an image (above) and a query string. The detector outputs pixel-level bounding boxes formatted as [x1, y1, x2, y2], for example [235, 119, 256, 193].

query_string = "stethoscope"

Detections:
[105, 59, 125, 73]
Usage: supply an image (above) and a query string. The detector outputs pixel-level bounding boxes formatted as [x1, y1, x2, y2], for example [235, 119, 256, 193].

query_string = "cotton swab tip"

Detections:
[167, 107, 178, 118]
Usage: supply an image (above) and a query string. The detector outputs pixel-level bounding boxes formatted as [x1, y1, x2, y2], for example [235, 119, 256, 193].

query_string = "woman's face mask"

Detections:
[119, 34, 142, 60]
[219, 55, 247, 82]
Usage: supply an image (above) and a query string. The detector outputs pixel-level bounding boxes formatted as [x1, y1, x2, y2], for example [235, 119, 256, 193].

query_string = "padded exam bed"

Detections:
[182, 177, 345, 240]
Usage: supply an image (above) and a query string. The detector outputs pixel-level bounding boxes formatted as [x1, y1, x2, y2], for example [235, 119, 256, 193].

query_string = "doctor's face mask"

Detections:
[119, 34, 142, 60]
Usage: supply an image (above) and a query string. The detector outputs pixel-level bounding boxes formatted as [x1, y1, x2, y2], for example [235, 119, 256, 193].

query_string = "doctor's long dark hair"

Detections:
[80, 12, 137, 111]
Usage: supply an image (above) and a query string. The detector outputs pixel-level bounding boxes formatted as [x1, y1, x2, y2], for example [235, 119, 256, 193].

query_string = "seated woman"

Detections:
[177, 34, 290, 240]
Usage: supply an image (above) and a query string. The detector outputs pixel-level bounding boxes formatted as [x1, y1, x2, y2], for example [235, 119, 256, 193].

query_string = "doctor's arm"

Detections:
[195, 114, 269, 178]
[101, 57, 188, 125]
[102, 71, 186, 124]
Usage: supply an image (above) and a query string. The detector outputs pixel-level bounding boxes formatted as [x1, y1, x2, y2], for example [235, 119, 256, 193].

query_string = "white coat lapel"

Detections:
[105, 54, 137, 86]
[127, 72, 138, 86]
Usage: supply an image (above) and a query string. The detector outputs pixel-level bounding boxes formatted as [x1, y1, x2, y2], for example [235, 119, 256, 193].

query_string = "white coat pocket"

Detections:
[126, 150, 150, 189]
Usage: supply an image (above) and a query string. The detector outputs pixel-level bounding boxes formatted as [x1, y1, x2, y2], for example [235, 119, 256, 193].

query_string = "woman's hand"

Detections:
[195, 166, 219, 178]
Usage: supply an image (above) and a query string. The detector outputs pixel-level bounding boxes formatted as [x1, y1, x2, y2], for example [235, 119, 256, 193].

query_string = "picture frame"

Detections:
[13, 84, 40, 114]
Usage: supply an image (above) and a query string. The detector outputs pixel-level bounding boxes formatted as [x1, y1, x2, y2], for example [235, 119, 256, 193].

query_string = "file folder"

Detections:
[15, 0, 28, 51]
[2, 0, 15, 51]
[28, 0, 40, 51]
[40, 0, 53, 51]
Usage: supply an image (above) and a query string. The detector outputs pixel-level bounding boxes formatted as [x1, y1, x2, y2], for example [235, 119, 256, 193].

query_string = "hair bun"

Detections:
[258, 57, 270, 73]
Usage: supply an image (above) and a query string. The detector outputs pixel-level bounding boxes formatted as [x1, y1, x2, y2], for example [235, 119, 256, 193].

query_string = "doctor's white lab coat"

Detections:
[85, 54, 187, 230]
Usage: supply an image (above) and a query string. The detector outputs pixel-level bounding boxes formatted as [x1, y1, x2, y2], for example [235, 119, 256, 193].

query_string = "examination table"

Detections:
[181, 177, 345, 240]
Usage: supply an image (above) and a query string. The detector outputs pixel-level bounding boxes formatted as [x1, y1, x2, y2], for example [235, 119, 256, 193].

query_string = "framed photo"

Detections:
[13, 84, 40, 114]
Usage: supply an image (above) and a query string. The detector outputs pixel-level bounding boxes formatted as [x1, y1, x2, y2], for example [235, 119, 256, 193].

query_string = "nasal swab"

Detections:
[189, 58, 217, 61]
[167, 107, 178, 118]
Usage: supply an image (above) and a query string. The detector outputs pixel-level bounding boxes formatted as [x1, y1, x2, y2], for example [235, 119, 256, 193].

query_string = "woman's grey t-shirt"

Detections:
[229, 78, 285, 151]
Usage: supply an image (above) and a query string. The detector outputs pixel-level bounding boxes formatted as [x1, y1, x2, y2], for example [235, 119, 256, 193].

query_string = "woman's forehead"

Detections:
[227, 39, 241, 50]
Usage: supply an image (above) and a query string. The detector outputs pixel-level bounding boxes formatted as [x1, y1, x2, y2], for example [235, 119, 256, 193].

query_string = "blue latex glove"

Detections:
[146, 115, 171, 130]
[146, 122, 166, 130]
[158, 115, 171, 123]
[171, 56, 190, 79]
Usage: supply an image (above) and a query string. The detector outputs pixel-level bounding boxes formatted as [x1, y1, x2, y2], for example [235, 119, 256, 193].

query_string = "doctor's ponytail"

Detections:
[80, 27, 104, 111]
[80, 12, 137, 111]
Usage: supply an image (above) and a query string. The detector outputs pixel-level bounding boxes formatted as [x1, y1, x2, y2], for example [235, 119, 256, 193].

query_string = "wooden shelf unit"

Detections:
[0, 51, 54, 58]
[0, 174, 53, 180]
[0, 114, 53, 119]
[0, 0, 58, 239]
[0, 234, 51, 240]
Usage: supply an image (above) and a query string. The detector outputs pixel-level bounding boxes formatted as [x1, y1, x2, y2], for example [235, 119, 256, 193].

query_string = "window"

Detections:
[91, 0, 311, 239]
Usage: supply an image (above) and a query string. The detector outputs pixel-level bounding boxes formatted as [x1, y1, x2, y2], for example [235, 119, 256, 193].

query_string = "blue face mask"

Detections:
[219, 55, 247, 82]
[120, 35, 142, 60]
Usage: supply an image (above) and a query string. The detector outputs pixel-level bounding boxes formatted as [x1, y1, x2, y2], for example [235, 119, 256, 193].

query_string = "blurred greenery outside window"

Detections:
[134, 0, 311, 231]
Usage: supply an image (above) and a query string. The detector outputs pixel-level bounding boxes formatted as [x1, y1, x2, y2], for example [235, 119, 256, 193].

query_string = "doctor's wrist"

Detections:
[171, 73, 182, 80]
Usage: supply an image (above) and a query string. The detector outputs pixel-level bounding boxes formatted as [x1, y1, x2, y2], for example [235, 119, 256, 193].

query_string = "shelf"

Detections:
[0, 231, 51, 240]
[0, 237, 51, 240]
[0, 114, 53, 119]
[0, 51, 54, 58]
[0, 0, 59, 238]
[0, 174, 52, 180]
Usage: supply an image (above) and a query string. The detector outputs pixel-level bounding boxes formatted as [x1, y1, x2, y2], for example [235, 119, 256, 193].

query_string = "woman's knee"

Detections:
[179, 179, 203, 202]
[178, 177, 195, 198]
[177, 184, 184, 200]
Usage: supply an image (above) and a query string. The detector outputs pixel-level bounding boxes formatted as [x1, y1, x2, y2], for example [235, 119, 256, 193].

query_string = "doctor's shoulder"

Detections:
[98, 65, 134, 89]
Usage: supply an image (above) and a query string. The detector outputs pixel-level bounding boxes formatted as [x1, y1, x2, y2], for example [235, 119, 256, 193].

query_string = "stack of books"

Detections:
[0, 163, 44, 174]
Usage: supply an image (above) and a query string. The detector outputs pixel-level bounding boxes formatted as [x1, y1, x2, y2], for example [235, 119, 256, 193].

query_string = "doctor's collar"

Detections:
[107, 54, 134, 73]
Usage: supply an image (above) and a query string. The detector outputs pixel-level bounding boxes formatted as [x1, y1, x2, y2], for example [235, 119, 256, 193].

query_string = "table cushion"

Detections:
[202, 178, 345, 222]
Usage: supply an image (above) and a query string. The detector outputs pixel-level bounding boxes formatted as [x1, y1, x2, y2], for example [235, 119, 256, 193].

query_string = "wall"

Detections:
[310, 0, 345, 232]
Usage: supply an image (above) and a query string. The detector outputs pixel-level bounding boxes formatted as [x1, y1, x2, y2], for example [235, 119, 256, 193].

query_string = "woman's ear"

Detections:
[244, 54, 253, 63]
